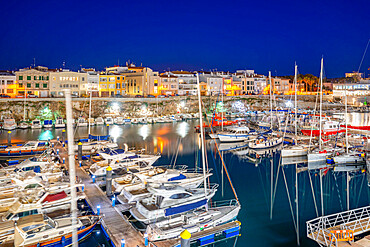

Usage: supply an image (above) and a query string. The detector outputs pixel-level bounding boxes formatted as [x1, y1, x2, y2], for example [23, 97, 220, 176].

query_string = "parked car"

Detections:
[15, 95, 25, 98]
[147, 94, 156, 98]
[115, 94, 124, 98]
[135, 95, 143, 98]
[157, 95, 166, 98]
[27, 94, 38, 98]
[0, 94, 10, 98]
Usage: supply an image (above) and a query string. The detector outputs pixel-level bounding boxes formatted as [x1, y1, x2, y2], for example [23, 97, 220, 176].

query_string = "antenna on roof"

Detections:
[33, 58, 36, 68]
[63, 61, 66, 69]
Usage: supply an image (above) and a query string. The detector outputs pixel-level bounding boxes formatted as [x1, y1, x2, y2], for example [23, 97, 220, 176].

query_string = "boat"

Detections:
[54, 117, 65, 128]
[31, 119, 42, 129]
[281, 144, 309, 157]
[43, 119, 53, 128]
[0, 220, 14, 245]
[114, 117, 125, 125]
[88, 118, 95, 127]
[139, 118, 148, 124]
[95, 117, 104, 125]
[129, 184, 218, 224]
[18, 121, 30, 129]
[301, 120, 345, 136]
[104, 116, 114, 125]
[217, 126, 256, 143]
[76, 117, 88, 127]
[248, 135, 283, 149]
[146, 200, 240, 241]
[131, 118, 139, 124]
[124, 119, 131, 124]
[14, 214, 100, 247]
[3, 119, 17, 130]
[0, 141, 49, 158]
[73, 135, 118, 153]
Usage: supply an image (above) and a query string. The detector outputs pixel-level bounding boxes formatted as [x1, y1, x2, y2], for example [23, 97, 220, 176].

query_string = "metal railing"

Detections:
[307, 205, 370, 246]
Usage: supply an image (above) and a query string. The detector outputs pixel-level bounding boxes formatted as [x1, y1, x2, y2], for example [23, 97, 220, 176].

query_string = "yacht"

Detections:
[130, 184, 218, 224]
[0, 141, 49, 158]
[18, 121, 30, 129]
[43, 119, 53, 128]
[146, 200, 240, 241]
[95, 117, 104, 125]
[248, 135, 283, 149]
[76, 117, 88, 127]
[31, 119, 42, 129]
[14, 214, 100, 247]
[281, 144, 309, 157]
[3, 119, 17, 130]
[104, 116, 114, 125]
[139, 118, 148, 124]
[54, 117, 65, 128]
[114, 117, 125, 125]
[88, 118, 95, 127]
[217, 126, 256, 142]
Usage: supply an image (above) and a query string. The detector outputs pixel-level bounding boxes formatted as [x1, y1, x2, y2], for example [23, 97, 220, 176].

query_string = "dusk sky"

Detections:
[0, 0, 368, 77]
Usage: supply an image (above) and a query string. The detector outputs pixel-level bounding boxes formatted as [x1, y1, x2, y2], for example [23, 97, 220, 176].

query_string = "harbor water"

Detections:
[1, 116, 370, 247]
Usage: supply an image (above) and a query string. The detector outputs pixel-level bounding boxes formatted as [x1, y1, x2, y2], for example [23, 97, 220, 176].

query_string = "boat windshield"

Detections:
[4, 119, 15, 124]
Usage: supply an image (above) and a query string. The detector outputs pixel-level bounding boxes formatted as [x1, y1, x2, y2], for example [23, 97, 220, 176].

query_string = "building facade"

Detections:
[0, 71, 16, 96]
[49, 70, 87, 97]
[15, 66, 50, 97]
[158, 74, 178, 95]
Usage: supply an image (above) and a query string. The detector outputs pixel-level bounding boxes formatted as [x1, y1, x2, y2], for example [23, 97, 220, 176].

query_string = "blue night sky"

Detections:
[0, 0, 369, 77]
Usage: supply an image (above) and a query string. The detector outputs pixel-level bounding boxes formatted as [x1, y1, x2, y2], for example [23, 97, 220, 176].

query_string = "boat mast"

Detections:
[269, 71, 273, 129]
[88, 83, 92, 136]
[65, 89, 78, 246]
[345, 86, 348, 153]
[196, 73, 208, 198]
[294, 63, 298, 137]
[23, 91, 27, 121]
[319, 58, 323, 150]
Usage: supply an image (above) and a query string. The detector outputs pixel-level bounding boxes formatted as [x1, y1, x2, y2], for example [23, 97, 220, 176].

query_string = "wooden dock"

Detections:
[54, 141, 146, 247]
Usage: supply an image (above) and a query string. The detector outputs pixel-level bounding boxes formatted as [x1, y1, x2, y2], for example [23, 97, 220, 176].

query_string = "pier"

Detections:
[54, 140, 146, 247]
[307, 205, 370, 247]
[53, 140, 241, 247]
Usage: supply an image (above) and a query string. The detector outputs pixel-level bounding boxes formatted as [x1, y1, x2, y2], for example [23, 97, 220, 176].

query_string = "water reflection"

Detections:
[138, 125, 150, 140]
[176, 121, 189, 138]
[109, 125, 123, 143]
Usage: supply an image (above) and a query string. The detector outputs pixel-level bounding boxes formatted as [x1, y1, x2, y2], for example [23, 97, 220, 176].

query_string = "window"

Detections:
[27, 76, 31, 80]
[117, 77, 120, 80]
[35, 83, 39, 88]
[7, 80, 14, 85]
[100, 77, 107, 82]
[109, 84, 115, 89]
[27, 83, 31, 88]
[34, 76, 37, 80]
[116, 83, 121, 89]
[19, 76, 23, 80]
[82, 77, 85, 81]
[7, 89, 13, 93]
[169, 193, 191, 199]
[43, 83, 47, 88]
[46, 76, 49, 80]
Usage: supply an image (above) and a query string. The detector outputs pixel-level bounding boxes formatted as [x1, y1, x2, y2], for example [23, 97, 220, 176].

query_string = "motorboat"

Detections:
[14, 214, 100, 247]
[129, 184, 218, 224]
[18, 121, 30, 129]
[281, 144, 309, 157]
[3, 119, 17, 130]
[88, 118, 95, 127]
[104, 116, 114, 125]
[95, 117, 104, 125]
[114, 117, 125, 125]
[301, 120, 345, 137]
[43, 119, 53, 128]
[248, 136, 283, 149]
[54, 117, 65, 128]
[76, 117, 88, 127]
[217, 126, 256, 143]
[89, 153, 160, 177]
[31, 119, 42, 129]
[146, 200, 240, 241]
[117, 168, 212, 205]
[139, 118, 148, 124]
[0, 141, 49, 158]
[131, 118, 139, 124]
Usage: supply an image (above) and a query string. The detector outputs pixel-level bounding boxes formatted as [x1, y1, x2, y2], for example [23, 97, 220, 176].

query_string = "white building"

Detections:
[49, 69, 88, 97]
[80, 68, 99, 97]
[168, 71, 197, 96]
[199, 73, 223, 96]
[0, 71, 16, 95]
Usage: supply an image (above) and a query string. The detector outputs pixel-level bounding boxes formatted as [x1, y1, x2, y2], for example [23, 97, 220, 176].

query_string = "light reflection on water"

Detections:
[0, 119, 369, 247]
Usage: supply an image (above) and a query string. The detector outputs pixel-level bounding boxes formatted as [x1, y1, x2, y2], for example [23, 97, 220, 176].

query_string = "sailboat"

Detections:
[282, 64, 309, 157]
[307, 58, 342, 164]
